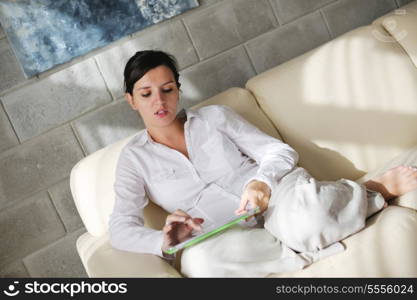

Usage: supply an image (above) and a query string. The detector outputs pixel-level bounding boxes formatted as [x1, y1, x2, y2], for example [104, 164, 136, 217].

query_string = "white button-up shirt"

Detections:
[108, 105, 299, 258]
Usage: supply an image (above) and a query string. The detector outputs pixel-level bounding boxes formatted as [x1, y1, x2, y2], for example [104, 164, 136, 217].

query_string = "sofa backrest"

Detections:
[70, 87, 282, 237]
[246, 22, 417, 181]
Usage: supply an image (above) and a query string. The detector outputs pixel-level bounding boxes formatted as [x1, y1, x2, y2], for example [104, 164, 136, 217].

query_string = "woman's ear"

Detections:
[125, 93, 137, 111]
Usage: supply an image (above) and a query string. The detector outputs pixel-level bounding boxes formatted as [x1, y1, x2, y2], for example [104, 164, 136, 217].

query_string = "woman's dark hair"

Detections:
[123, 50, 181, 95]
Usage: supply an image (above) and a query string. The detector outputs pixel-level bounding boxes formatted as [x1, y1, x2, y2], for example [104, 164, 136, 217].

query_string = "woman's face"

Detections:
[126, 65, 180, 129]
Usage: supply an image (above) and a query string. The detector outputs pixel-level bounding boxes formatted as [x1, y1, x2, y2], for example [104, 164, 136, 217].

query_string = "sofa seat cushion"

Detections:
[268, 206, 417, 277]
[246, 25, 417, 181]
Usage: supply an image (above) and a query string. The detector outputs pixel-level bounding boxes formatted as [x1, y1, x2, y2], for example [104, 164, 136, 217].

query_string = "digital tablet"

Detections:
[164, 207, 260, 255]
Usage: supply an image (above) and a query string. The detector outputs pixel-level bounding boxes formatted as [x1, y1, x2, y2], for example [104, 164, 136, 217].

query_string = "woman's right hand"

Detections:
[162, 209, 204, 254]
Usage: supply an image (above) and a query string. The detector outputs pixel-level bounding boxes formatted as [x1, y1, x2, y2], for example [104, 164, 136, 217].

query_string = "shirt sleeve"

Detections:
[207, 104, 299, 193]
[108, 147, 173, 261]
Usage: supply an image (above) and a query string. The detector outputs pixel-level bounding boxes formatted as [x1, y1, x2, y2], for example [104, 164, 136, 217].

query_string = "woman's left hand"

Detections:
[235, 180, 271, 217]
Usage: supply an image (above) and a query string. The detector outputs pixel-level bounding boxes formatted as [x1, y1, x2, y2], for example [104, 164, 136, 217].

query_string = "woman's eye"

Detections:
[162, 88, 173, 93]
[141, 93, 151, 98]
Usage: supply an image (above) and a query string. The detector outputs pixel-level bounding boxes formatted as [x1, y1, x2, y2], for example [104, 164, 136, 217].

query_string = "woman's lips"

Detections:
[155, 110, 168, 118]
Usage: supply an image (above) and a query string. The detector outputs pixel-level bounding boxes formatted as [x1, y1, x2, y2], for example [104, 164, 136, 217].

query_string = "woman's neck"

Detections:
[147, 115, 186, 146]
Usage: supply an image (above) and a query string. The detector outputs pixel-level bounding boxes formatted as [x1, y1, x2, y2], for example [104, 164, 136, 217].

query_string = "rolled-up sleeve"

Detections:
[208, 105, 299, 192]
[108, 148, 167, 258]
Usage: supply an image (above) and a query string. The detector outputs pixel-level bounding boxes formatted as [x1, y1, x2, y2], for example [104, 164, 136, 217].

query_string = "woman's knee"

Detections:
[181, 244, 214, 277]
[267, 208, 326, 252]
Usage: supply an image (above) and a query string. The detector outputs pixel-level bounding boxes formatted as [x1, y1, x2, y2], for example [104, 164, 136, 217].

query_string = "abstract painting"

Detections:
[0, 0, 199, 77]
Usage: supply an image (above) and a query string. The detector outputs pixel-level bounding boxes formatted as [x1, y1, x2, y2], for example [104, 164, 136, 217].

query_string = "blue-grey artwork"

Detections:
[0, 0, 199, 77]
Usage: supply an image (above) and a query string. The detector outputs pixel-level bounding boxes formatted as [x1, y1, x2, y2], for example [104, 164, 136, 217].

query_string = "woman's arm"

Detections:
[207, 104, 299, 192]
[204, 105, 299, 215]
[109, 148, 204, 260]
[108, 148, 167, 258]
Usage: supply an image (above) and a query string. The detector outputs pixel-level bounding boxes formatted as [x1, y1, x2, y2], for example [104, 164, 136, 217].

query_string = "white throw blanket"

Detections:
[181, 167, 385, 277]
[181, 225, 345, 277]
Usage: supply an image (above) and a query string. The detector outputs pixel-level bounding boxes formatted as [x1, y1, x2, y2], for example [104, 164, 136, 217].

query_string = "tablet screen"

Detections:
[165, 207, 260, 255]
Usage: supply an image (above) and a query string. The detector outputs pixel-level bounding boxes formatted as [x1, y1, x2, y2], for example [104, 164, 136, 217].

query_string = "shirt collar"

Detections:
[136, 107, 198, 146]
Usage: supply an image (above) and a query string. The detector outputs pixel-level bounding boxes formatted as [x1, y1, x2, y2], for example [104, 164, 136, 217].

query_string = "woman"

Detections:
[109, 50, 417, 276]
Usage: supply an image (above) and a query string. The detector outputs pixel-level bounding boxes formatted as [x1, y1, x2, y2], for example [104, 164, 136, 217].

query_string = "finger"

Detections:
[165, 214, 187, 225]
[173, 209, 192, 218]
[164, 224, 183, 245]
[194, 218, 204, 224]
[163, 224, 173, 234]
[246, 197, 258, 219]
[235, 196, 249, 215]
[165, 234, 177, 247]
[171, 210, 194, 225]
[185, 218, 204, 231]
[243, 193, 263, 221]
[172, 209, 203, 221]
[244, 193, 257, 211]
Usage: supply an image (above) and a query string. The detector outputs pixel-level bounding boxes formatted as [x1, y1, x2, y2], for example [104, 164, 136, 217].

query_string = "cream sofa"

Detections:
[70, 1, 417, 277]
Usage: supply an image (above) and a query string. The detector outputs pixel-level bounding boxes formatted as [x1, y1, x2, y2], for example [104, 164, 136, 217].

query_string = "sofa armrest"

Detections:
[373, 0, 417, 68]
[77, 232, 182, 278]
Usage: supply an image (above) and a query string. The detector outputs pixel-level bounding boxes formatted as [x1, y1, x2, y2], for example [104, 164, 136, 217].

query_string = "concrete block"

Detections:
[246, 11, 330, 74]
[232, 0, 278, 41]
[24, 228, 87, 278]
[183, 2, 242, 59]
[0, 260, 29, 278]
[95, 20, 198, 100]
[48, 178, 84, 233]
[2, 58, 112, 141]
[322, 0, 398, 38]
[0, 125, 84, 208]
[0, 38, 25, 93]
[72, 99, 144, 154]
[0, 102, 18, 152]
[180, 46, 255, 107]
[184, 0, 276, 58]
[0, 191, 66, 268]
[270, 0, 335, 24]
